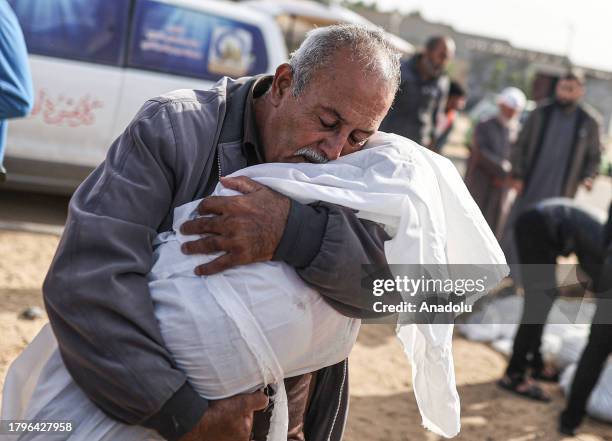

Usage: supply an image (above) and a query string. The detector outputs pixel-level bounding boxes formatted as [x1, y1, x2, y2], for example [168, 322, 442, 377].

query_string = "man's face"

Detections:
[499, 103, 518, 120]
[447, 95, 466, 112]
[424, 40, 454, 78]
[555, 78, 584, 106]
[262, 54, 395, 163]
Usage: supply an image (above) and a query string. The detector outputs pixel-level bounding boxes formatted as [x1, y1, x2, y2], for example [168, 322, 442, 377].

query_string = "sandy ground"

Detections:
[0, 230, 55, 388]
[346, 326, 612, 441]
[1, 230, 611, 441]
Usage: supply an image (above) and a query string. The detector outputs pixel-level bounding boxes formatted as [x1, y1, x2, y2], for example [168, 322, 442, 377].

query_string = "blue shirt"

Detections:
[0, 0, 33, 171]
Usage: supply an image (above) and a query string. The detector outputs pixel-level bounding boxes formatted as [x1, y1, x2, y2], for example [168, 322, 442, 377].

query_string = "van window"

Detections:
[8, 0, 129, 66]
[128, 0, 269, 80]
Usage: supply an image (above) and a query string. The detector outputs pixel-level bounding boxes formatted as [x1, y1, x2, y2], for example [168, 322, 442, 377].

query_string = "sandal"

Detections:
[531, 366, 560, 383]
[497, 376, 551, 402]
[558, 421, 576, 437]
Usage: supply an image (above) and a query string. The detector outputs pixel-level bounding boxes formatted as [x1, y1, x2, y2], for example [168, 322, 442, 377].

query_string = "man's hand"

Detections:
[180, 176, 291, 275]
[179, 391, 268, 441]
[582, 177, 594, 192]
[510, 178, 524, 194]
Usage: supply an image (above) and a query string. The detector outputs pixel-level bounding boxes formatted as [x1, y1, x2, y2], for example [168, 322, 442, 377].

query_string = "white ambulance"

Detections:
[3, 0, 286, 193]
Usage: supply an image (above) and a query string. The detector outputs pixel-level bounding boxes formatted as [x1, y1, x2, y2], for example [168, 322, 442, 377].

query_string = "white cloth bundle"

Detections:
[148, 201, 361, 440]
[561, 361, 612, 423]
[2, 132, 507, 440]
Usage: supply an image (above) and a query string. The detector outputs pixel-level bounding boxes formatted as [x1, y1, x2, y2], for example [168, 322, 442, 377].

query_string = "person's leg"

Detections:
[251, 373, 316, 441]
[560, 321, 612, 431]
[505, 209, 558, 379]
[506, 323, 546, 378]
[560, 248, 612, 434]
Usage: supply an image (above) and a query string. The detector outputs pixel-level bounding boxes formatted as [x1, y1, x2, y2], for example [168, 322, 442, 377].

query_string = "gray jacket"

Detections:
[43, 76, 392, 441]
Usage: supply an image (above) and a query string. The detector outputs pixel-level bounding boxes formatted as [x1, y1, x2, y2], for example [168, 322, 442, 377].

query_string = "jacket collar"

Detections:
[217, 75, 269, 176]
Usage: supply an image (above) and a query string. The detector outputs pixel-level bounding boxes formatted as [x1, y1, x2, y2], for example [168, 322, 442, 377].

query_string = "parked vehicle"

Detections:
[3, 0, 286, 193]
[243, 0, 413, 55]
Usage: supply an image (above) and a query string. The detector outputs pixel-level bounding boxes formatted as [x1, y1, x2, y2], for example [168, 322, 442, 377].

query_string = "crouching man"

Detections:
[499, 197, 612, 430]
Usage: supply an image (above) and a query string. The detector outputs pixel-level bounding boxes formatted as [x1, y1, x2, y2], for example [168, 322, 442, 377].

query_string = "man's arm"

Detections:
[510, 112, 536, 180]
[0, 3, 33, 119]
[181, 177, 399, 319]
[273, 200, 400, 318]
[580, 117, 602, 181]
[472, 122, 512, 178]
[43, 100, 207, 440]
[429, 78, 450, 149]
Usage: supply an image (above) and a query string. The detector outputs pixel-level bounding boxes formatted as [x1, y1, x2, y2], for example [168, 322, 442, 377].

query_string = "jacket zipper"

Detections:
[326, 359, 347, 441]
[217, 150, 223, 179]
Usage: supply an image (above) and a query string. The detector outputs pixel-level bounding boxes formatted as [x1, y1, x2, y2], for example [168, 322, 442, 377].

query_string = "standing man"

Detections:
[502, 71, 602, 266]
[380, 35, 455, 149]
[0, 0, 33, 181]
[43, 25, 400, 441]
[465, 87, 526, 237]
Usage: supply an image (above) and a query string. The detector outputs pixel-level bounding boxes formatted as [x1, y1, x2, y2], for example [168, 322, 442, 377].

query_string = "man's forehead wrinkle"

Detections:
[320, 102, 380, 133]
[321, 106, 346, 123]
[311, 68, 392, 131]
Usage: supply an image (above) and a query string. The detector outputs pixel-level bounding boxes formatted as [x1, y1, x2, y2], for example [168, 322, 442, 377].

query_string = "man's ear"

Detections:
[268, 64, 293, 106]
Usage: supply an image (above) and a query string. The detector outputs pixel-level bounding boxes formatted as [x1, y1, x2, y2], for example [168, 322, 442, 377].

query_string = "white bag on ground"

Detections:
[457, 295, 524, 343]
[458, 294, 594, 369]
[2, 133, 507, 440]
[561, 361, 612, 423]
[556, 328, 590, 370]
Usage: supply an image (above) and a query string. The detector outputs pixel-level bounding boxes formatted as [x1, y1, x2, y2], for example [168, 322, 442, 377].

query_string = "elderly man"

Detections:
[465, 87, 526, 237]
[380, 35, 455, 149]
[42, 24, 400, 441]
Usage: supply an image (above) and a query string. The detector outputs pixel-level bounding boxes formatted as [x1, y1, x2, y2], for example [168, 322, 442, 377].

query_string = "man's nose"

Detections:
[320, 132, 348, 160]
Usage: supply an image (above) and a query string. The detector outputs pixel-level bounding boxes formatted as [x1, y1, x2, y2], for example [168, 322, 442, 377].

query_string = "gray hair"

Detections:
[288, 24, 401, 97]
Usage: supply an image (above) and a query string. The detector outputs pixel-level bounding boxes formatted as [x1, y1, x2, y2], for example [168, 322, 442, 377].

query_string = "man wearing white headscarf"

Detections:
[465, 87, 526, 237]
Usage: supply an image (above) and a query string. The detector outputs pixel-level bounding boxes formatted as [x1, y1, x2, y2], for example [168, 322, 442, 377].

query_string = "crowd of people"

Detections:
[383, 33, 608, 437]
[1, 1, 610, 438]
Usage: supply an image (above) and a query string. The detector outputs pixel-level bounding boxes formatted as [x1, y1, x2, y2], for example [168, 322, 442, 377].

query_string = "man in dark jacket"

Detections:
[510, 71, 601, 201]
[379, 35, 454, 149]
[42, 24, 400, 441]
[501, 71, 602, 266]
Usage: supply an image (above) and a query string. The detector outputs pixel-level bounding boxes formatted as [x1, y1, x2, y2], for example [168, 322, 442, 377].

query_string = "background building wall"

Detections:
[355, 7, 612, 137]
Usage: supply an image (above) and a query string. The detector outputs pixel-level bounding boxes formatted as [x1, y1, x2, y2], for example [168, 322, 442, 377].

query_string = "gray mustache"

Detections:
[294, 147, 329, 164]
